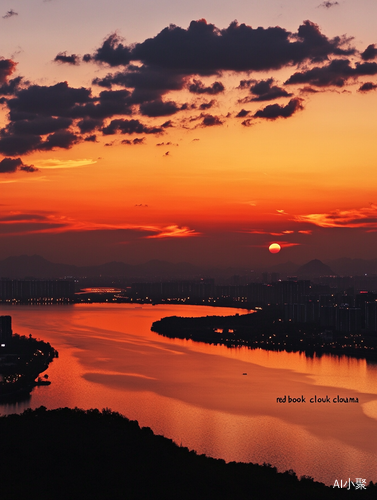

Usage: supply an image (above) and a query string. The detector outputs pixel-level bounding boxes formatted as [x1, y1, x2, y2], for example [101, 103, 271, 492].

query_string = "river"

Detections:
[1, 303, 376, 486]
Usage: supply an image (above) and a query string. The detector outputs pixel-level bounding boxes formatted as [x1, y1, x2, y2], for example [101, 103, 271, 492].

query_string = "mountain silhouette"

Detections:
[297, 259, 334, 277]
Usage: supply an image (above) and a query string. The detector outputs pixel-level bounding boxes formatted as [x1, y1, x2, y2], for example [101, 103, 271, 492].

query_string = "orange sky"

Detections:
[0, 2, 376, 266]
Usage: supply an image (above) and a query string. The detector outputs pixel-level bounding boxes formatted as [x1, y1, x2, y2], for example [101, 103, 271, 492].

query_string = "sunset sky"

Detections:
[0, 0, 376, 267]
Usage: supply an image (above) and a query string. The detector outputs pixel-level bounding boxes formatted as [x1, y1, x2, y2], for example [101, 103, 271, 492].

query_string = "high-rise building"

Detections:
[0, 315, 12, 343]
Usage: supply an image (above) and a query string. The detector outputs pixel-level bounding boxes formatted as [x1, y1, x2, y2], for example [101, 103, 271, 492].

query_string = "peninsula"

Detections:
[151, 308, 377, 361]
[0, 316, 58, 400]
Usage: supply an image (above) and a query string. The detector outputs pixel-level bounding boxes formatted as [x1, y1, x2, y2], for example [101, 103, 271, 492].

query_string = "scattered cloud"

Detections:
[102, 118, 163, 135]
[358, 82, 377, 92]
[241, 78, 292, 102]
[254, 98, 304, 120]
[361, 44, 377, 61]
[2, 10, 18, 19]
[54, 52, 80, 65]
[318, 1, 339, 8]
[188, 80, 225, 95]
[121, 137, 145, 145]
[139, 99, 181, 117]
[236, 109, 250, 118]
[285, 59, 377, 87]
[200, 114, 223, 126]
[199, 100, 216, 110]
[0, 19, 374, 164]
[0, 157, 37, 174]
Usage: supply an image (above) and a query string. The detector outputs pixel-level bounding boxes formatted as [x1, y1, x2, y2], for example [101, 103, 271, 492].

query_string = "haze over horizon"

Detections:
[1, 0, 376, 267]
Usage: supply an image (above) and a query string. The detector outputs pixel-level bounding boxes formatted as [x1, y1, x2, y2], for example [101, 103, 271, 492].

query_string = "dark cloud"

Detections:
[54, 52, 80, 65]
[121, 137, 145, 145]
[7, 82, 91, 117]
[102, 118, 163, 135]
[0, 82, 140, 154]
[0, 129, 79, 156]
[247, 78, 293, 101]
[84, 134, 97, 142]
[132, 20, 354, 72]
[139, 99, 180, 117]
[358, 82, 377, 92]
[0, 58, 17, 84]
[0, 76, 23, 96]
[361, 44, 377, 61]
[285, 59, 377, 87]
[188, 80, 224, 94]
[77, 118, 103, 133]
[2, 10, 18, 19]
[201, 114, 223, 126]
[236, 109, 250, 118]
[8, 117, 72, 136]
[74, 89, 133, 119]
[254, 98, 304, 120]
[199, 100, 216, 110]
[318, 1, 339, 8]
[38, 130, 79, 150]
[0, 157, 37, 174]
[90, 33, 132, 66]
[93, 65, 186, 107]
[238, 79, 254, 89]
[89, 20, 354, 74]
[0, 135, 42, 156]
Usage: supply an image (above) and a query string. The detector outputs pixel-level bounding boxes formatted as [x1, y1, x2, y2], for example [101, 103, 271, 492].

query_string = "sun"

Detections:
[269, 243, 281, 254]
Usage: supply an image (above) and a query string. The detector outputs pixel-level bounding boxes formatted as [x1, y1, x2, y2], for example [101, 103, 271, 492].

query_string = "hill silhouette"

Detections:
[1, 407, 375, 500]
[297, 259, 334, 278]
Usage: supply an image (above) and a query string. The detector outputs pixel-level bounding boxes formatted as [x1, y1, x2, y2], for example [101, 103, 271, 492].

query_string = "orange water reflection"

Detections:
[1, 303, 376, 486]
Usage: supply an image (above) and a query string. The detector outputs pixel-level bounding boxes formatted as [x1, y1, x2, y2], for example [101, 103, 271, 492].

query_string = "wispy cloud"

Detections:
[145, 225, 201, 239]
[0, 213, 200, 239]
[295, 205, 377, 228]
[35, 158, 97, 169]
[0, 176, 47, 184]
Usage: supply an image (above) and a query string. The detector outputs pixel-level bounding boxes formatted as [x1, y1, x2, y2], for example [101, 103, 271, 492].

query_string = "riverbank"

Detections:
[151, 309, 377, 362]
[1, 406, 375, 500]
[0, 333, 58, 400]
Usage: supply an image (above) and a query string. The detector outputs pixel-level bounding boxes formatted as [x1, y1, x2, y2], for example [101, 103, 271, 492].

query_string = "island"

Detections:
[151, 307, 377, 362]
[0, 316, 58, 400]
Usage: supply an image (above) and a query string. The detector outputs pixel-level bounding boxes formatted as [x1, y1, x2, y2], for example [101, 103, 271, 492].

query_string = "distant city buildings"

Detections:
[0, 279, 75, 303]
[0, 316, 12, 344]
[128, 278, 377, 333]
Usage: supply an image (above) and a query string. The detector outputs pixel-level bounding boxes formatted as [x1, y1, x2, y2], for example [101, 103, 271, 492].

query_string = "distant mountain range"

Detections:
[0, 254, 377, 280]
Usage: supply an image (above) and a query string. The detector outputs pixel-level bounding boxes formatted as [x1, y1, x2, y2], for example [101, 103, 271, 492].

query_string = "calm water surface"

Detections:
[1, 303, 376, 486]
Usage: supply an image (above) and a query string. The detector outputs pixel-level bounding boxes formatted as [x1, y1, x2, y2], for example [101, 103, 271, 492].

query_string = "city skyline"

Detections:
[1, 0, 377, 267]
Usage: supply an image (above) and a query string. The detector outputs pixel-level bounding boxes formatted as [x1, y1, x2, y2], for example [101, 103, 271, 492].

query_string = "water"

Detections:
[1, 303, 376, 486]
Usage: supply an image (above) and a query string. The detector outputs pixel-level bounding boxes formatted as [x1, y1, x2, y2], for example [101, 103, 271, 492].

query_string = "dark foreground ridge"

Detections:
[1, 407, 375, 500]
[151, 309, 377, 361]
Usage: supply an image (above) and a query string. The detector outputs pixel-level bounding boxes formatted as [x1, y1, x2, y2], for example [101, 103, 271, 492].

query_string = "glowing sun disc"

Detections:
[269, 243, 281, 254]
